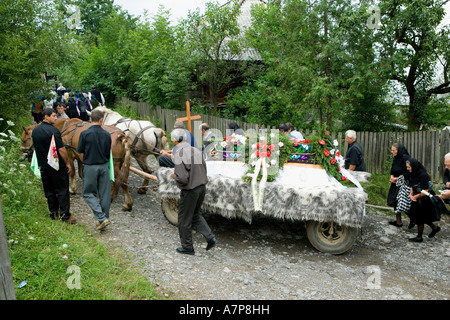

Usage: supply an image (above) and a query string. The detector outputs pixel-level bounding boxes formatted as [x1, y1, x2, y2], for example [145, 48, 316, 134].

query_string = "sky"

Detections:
[114, 0, 450, 25]
[113, 0, 228, 24]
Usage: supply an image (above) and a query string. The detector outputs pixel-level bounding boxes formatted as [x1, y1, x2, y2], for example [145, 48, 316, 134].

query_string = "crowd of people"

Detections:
[30, 84, 105, 124]
[30, 106, 448, 255]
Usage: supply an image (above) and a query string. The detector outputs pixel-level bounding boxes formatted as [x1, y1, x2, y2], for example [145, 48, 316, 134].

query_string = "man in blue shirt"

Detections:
[77, 109, 112, 231]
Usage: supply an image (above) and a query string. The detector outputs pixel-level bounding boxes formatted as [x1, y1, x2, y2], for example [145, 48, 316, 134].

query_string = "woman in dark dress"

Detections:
[406, 158, 441, 242]
[388, 143, 410, 227]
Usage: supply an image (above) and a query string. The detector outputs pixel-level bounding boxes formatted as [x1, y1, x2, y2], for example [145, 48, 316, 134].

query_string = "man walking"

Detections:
[169, 129, 218, 255]
[31, 108, 75, 223]
[76, 109, 112, 231]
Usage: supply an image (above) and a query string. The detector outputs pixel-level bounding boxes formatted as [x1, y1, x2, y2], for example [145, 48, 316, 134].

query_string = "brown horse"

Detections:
[21, 118, 134, 211]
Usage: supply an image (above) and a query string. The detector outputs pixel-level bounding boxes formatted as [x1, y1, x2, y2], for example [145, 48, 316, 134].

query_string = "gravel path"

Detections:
[70, 158, 450, 300]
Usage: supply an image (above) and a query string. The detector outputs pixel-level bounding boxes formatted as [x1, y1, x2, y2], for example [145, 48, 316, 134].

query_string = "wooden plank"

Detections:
[130, 166, 158, 181]
[0, 199, 16, 300]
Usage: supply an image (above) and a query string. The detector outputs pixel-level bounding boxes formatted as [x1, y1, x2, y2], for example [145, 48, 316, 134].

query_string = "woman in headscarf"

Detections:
[388, 143, 410, 227]
[406, 158, 440, 242]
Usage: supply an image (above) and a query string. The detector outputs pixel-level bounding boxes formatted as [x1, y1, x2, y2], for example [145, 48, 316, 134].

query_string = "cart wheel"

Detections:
[161, 198, 178, 226]
[306, 220, 357, 255]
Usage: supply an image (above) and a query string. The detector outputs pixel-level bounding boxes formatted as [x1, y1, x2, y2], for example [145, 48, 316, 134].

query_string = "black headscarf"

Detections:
[408, 158, 426, 175]
[394, 143, 409, 159]
[391, 143, 410, 177]
[407, 158, 430, 191]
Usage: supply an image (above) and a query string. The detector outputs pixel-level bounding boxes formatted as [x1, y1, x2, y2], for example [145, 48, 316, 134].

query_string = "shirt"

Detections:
[345, 141, 366, 171]
[76, 125, 111, 165]
[173, 143, 208, 190]
[31, 121, 66, 170]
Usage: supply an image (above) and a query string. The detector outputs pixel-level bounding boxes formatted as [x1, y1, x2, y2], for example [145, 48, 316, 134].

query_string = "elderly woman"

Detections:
[406, 158, 440, 242]
[388, 143, 410, 227]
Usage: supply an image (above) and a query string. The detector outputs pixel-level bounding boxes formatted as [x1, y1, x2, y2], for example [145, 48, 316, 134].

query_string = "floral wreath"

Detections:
[242, 126, 346, 184]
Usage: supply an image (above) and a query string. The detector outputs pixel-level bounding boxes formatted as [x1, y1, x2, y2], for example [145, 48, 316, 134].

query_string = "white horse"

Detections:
[95, 106, 170, 194]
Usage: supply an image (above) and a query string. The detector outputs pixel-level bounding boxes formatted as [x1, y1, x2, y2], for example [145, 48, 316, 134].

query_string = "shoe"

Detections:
[408, 221, 416, 229]
[62, 217, 77, 224]
[176, 247, 195, 255]
[206, 237, 218, 251]
[428, 226, 441, 238]
[408, 236, 423, 243]
[389, 221, 403, 227]
[95, 219, 111, 230]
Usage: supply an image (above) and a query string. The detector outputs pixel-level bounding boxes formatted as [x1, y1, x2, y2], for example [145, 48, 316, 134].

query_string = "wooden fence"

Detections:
[118, 97, 450, 183]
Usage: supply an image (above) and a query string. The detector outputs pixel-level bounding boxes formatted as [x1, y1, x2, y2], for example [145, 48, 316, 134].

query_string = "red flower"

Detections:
[267, 151, 271, 158]
[324, 149, 330, 157]
[342, 176, 347, 181]
[336, 151, 341, 158]
[268, 144, 275, 151]
[330, 158, 336, 164]
[319, 140, 325, 145]
[326, 131, 329, 136]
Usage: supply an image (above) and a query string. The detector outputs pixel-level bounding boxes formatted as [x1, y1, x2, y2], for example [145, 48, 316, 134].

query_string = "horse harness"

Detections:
[60, 120, 126, 162]
[109, 116, 162, 156]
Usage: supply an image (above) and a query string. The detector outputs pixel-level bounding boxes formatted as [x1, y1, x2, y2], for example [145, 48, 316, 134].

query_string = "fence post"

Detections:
[0, 199, 16, 300]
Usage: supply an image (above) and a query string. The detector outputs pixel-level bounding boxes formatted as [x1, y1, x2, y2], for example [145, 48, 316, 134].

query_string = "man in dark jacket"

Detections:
[344, 130, 366, 171]
[32, 108, 75, 223]
[169, 129, 218, 255]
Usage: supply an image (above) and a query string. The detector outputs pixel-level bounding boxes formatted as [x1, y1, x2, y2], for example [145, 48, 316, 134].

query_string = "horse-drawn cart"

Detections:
[157, 159, 370, 255]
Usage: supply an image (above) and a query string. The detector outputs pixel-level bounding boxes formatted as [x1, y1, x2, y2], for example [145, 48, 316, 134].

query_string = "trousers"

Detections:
[178, 184, 214, 250]
[82, 163, 111, 222]
[40, 168, 70, 220]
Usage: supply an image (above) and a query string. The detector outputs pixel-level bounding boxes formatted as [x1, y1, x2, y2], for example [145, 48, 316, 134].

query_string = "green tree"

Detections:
[65, 9, 138, 104]
[55, 0, 116, 46]
[132, 7, 192, 109]
[182, 0, 244, 115]
[0, 0, 74, 127]
[247, 0, 390, 130]
[378, 0, 450, 131]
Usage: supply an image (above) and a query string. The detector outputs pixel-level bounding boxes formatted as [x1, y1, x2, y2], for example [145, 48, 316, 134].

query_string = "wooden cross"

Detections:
[176, 101, 201, 133]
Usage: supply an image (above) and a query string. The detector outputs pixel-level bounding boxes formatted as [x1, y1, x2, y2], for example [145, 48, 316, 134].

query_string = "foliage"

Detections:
[246, 0, 389, 130]
[0, 0, 73, 129]
[377, 0, 450, 131]
[55, 0, 116, 46]
[306, 125, 343, 181]
[182, 0, 244, 115]
[133, 8, 192, 109]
